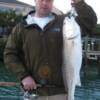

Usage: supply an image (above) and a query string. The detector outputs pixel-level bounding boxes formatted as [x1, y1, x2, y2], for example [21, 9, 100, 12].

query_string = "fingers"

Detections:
[71, 0, 82, 7]
[71, 0, 82, 3]
[23, 83, 34, 91]
[21, 76, 37, 91]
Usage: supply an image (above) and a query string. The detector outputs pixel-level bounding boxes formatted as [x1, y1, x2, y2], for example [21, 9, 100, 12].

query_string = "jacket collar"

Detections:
[22, 10, 58, 28]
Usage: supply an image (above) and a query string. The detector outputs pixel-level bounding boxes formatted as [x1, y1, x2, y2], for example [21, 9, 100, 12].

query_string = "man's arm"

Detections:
[72, 0, 97, 36]
[4, 23, 37, 91]
[4, 23, 29, 81]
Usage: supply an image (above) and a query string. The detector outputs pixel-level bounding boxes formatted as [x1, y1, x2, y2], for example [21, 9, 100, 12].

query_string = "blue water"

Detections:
[75, 77, 100, 100]
[0, 62, 23, 100]
[0, 62, 100, 100]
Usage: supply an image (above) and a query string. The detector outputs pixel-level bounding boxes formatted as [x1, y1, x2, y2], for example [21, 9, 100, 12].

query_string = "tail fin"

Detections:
[76, 77, 81, 86]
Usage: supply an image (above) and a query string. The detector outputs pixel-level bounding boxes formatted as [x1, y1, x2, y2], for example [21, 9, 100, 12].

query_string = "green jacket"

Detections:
[4, 1, 97, 95]
[4, 13, 64, 85]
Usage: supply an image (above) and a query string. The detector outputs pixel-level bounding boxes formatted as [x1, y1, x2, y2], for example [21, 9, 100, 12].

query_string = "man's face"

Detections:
[35, 0, 54, 17]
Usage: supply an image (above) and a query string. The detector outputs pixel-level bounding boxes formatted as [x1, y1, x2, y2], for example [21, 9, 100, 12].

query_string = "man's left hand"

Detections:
[71, 0, 82, 4]
[71, 0, 83, 6]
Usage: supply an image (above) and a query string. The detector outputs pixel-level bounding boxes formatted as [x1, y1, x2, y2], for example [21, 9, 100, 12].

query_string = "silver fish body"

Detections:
[62, 15, 82, 100]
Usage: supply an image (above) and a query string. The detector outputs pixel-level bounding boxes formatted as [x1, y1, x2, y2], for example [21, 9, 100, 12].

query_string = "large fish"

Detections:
[62, 8, 82, 100]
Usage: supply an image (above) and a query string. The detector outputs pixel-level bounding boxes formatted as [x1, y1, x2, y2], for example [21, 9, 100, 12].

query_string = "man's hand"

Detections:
[71, 0, 82, 4]
[22, 76, 37, 91]
[71, 0, 83, 6]
[71, 0, 83, 4]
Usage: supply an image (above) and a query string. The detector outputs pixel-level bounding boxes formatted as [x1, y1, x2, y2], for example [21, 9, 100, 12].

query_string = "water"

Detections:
[0, 62, 23, 100]
[0, 62, 100, 100]
[75, 77, 100, 100]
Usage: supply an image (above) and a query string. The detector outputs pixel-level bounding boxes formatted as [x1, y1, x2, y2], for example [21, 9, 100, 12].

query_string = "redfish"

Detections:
[62, 11, 82, 100]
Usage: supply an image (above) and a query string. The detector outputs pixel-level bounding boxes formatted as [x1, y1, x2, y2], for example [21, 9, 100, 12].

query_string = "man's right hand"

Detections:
[21, 76, 37, 91]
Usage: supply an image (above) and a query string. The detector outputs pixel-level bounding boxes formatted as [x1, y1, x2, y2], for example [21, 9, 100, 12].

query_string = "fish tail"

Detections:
[76, 78, 81, 86]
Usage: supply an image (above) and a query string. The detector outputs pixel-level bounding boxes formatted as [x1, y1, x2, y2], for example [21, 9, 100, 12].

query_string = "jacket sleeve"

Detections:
[4, 23, 30, 81]
[74, 1, 97, 36]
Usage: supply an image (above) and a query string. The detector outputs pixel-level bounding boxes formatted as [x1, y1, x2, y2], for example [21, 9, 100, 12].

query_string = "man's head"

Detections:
[35, 0, 54, 17]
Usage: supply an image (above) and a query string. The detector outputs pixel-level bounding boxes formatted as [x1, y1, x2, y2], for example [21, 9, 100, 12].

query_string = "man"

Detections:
[4, 0, 97, 99]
